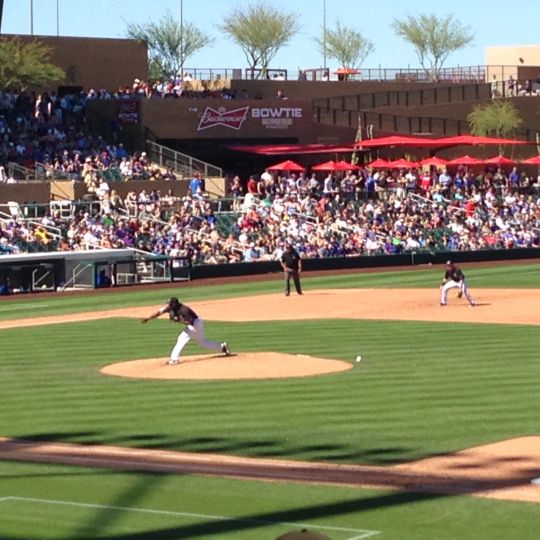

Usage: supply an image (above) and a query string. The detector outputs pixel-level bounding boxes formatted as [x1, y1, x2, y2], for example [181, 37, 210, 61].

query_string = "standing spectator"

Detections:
[229, 175, 244, 211]
[507, 75, 516, 97]
[188, 172, 204, 198]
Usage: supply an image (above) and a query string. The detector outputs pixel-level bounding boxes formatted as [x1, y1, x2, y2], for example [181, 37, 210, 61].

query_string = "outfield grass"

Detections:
[2, 309, 539, 462]
[1, 262, 539, 539]
[1, 461, 539, 540]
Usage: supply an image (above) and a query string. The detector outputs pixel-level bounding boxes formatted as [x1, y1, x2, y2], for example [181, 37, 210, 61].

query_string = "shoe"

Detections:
[469, 302, 476, 307]
[221, 342, 231, 356]
[167, 359, 180, 365]
[440, 303, 446, 306]
[285, 293, 290, 296]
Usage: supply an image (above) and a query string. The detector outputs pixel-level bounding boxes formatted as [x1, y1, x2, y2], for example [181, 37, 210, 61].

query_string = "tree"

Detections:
[314, 21, 374, 70]
[468, 100, 522, 153]
[468, 100, 523, 137]
[392, 13, 474, 81]
[219, 2, 299, 78]
[126, 11, 213, 80]
[0, 37, 65, 90]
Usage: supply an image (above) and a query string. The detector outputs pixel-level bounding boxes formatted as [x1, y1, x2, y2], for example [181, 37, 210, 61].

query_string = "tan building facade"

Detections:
[3, 34, 148, 91]
[485, 45, 540, 83]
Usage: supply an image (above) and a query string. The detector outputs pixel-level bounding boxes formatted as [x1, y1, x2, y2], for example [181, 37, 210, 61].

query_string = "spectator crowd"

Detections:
[2, 160, 539, 261]
[1, 84, 539, 264]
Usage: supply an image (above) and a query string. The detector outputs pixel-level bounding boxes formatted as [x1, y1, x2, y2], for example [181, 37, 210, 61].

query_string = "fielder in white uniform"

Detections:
[142, 297, 231, 364]
[440, 260, 476, 306]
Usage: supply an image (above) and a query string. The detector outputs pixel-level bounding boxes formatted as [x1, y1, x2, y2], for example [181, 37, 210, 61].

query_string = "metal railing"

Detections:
[32, 267, 55, 291]
[60, 263, 94, 291]
[7, 162, 36, 181]
[314, 106, 537, 141]
[180, 65, 524, 83]
[313, 82, 488, 114]
[145, 140, 223, 179]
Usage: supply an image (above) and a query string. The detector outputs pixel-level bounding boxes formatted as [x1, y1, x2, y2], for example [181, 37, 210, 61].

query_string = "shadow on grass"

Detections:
[11, 431, 420, 465]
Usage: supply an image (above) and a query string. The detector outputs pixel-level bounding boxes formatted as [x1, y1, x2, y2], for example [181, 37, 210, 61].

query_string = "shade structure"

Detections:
[483, 155, 516, 166]
[387, 158, 420, 168]
[312, 160, 356, 171]
[227, 143, 356, 155]
[421, 156, 449, 167]
[447, 155, 483, 165]
[521, 155, 540, 165]
[356, 135, 442, 148]
[437, 135, 529, 146]
[267, 159, 306, 172]
[355, 134, 529, 149]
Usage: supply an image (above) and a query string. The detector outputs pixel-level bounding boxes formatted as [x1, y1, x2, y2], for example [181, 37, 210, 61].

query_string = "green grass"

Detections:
[1, 461, 539, 540]
[2, 317, 539, 463]
[0, 261, 539, 539]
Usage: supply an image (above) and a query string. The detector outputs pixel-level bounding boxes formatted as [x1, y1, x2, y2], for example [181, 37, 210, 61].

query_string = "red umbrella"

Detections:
[334, 160, 360, 171]
[312, 160, 344, 171]
[334, 67, 361, 75]
[483, 155, 516, 166]
[266, 159, 306, 172]
[521, 156, 540, 165]
[421, 156, 448, 167]
[387, 158, 420, 168]
[447, 155, 483, 165]
[368, 158, 390, 168]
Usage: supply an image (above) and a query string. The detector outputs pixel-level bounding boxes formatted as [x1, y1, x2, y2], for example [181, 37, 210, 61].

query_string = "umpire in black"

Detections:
[280, 244, 303, 296]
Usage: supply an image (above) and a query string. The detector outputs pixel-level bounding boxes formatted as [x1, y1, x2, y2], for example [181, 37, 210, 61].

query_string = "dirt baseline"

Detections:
[1, 288, 538, 331]
[0, 437, 538, 503]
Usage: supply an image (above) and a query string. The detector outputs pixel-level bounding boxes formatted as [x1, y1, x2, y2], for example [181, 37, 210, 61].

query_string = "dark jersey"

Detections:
[164, 303, 199, 324]
[444, 267, 465, 282]
[281, 249, 301, 271]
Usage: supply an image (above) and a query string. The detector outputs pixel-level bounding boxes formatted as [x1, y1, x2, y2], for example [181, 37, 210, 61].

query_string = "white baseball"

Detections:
[355, 355, 362, 363]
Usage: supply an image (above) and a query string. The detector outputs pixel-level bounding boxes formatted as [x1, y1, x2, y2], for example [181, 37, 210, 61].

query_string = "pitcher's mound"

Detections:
[101, 352, 353, 380]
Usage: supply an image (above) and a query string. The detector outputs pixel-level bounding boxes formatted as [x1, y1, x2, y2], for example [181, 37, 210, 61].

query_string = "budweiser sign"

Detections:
[197, 106, 250, 131]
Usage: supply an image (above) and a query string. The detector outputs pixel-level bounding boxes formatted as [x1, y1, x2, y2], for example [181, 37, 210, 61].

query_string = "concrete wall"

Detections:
[0, 182, 51, 204]
[0, 180, 190, 205]
[231, 79, 446, 101]
[4, 34, 147, 91]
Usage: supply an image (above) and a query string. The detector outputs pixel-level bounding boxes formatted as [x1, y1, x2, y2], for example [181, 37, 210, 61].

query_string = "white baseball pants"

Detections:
[441, 279, 475, 305]
[170, 318, 221, 361]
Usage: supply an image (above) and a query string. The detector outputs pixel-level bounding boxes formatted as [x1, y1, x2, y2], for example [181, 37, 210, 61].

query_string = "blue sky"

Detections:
[2, 0, 538, 72]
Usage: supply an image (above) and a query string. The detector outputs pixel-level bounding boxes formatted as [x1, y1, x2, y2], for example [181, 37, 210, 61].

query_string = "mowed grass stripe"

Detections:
[1, 315, 538, 463]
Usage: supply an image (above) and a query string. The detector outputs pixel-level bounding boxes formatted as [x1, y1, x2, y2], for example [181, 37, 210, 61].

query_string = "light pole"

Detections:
[30, 0, 34, 35]
[56, 0, 59, 36]
[323, 0, 327, 70]
[180, 0, 184, 79]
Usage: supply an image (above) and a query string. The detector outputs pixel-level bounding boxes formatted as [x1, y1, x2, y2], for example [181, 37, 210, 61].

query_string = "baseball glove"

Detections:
[457, 291, 463, 298]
